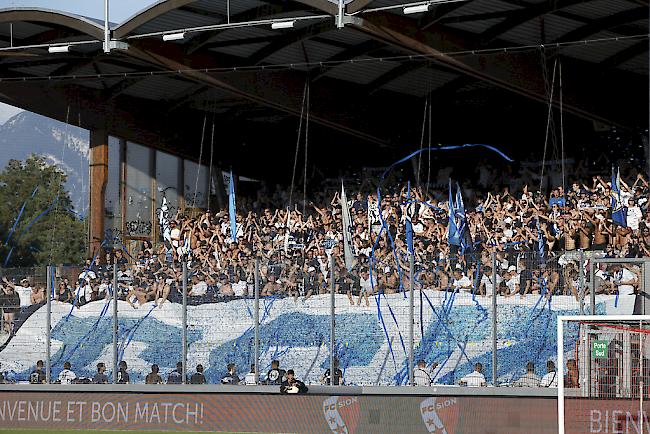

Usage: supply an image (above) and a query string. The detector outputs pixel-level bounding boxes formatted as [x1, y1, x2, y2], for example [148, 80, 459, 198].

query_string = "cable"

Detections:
[303, 82, 310, 216]
[559, 60, 566, 200]
[426, 97, 432, 196]
[0, 34, 643, 83]
[47, 105, 70, 265]
[539, 57, 558, 194]
[289, 79, 308, 209]
[207, 106, 216, 212]
[417, 98, 428, 187]
[192, 113, 207, 209]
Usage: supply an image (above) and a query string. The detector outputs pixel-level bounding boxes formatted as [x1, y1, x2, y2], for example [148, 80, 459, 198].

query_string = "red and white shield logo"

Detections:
[420, 397, 460, 434]
[323, 396, 360, 434]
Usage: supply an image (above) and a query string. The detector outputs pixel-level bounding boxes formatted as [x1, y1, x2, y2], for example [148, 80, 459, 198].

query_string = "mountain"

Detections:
[0, 111, 89, 213]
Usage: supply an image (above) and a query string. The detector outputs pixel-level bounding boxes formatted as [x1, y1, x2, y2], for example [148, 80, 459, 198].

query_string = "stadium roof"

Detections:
[0, 0, 647, 172]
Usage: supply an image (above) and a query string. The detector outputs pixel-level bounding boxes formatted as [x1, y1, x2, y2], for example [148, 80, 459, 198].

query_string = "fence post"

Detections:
[491, 252, 497, 387]
[46, 265, 52, 384]
[408, 253, 414, 386]
[182, 259, 188, 384]
[579, 251, 585, 315]
[640, 319, 644, 420]
[590, 259, 596, 315]
[254, 257, 260, 384]
[112, 260, 118, 383]
[330, 254, 335, 385]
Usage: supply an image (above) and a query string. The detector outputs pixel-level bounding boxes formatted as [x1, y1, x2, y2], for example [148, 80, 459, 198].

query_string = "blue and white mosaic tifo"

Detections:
[0, 291, 634, 385]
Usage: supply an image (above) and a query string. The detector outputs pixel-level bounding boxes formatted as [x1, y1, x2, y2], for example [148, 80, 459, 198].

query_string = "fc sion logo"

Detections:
[420, 397, 459, 434]
[323, 396, 360, 434]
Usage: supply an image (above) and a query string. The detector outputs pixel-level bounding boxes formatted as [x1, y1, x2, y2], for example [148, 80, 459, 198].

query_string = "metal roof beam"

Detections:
[351, 13, 646, 128]
[555, 7, 647, 42]
[166, 83, 210, 111]
[419, 0, 479, 31]
[0, 8, 105, 40]
[480, 0, 595, 43]
[600, 38, 648, 69]
[202, 35, 281, 49]
[427, 74, 473, 100]
[184, 2, 314, 54]
[248, 20, 335, 65]
[0, 57, 69, 68]
[364, 61, 429, 94]
[18, 26, 81, 46]
[437, 10, 518, 25]
[103, 76, 149, 101]
[48, 57, 96, 76]
[312, 39, 385, 80]
[347, 0, 375, 15]
[178, 5, 226, 21]
[123, 38, 390, 146]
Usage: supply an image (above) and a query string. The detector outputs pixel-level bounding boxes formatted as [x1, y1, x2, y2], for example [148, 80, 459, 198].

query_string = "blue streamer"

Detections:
[523, 278, 549, 336]
[372, 143, 513, 384]
[55, 296, 113, 365]
[380, 144, 513, 181]
[118, 304, 157, 363]
[3, 247, 14, 267]
[421, 291, 472, 365]
[15, 198, 59, 240]
[4, 186, 38, 246]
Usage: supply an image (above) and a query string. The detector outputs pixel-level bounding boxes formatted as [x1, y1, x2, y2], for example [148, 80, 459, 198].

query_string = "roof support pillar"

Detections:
[89, 129, 109, 259]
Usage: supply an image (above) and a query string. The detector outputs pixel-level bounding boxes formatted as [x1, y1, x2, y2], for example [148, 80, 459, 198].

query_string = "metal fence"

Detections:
[0, 252, 645, 386]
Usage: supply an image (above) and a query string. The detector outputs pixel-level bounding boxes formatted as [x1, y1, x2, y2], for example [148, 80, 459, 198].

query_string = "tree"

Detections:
[0, 155, 85, 266]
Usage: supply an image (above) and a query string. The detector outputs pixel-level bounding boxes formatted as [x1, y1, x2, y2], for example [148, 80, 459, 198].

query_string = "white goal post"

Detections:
[558, 315, 650, 434]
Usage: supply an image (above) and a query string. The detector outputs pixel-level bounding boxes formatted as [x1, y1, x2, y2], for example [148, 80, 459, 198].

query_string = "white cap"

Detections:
[508, 265, 516, 272]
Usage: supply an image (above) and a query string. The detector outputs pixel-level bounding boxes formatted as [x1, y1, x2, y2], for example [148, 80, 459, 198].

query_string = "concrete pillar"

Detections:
[89, 129, 109, 258]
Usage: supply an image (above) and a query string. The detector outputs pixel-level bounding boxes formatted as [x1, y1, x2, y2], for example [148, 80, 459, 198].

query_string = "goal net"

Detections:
[558, 315, 650, 434]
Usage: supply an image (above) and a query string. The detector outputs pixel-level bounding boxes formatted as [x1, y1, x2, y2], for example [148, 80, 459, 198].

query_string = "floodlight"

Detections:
[163, 32, 186, 41]
[48, 45, 71, 53]
[271, 21, 296, 30]
[403, 4, 430, 14]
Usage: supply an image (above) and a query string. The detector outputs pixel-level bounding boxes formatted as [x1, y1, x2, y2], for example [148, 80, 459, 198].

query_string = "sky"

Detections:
[0, 0, 159, 124]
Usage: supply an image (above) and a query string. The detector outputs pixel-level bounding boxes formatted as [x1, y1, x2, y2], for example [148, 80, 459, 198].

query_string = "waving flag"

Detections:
[447, 180, 460, 246]
[611, 167, 627, 227]
[229, 170, 238, 243]
[158, 195, 172, 245]
[283, 208, 291, 253]
[405, 182, 414, 255]
[454, 182, 473, 253]
[341, 182, 356, 271]
[537, 218, 545, 266]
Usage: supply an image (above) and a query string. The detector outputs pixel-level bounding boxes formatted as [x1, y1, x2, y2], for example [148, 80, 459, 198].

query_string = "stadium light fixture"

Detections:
[271, 20, 295, 30]
[48, 45, 71, 53]
[403, 3, 430, 14]
[162, 32, 186, 41]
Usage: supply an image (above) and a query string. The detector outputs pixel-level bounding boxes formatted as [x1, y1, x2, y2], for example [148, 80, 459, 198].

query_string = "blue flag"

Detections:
[537, 218, 545, 265]
[405, 182, 414, 255]
[448, 180, 460, 246]
[611, 167, 627, 227]
[455, 182, 473, 253]
[229, 170, 237, 243]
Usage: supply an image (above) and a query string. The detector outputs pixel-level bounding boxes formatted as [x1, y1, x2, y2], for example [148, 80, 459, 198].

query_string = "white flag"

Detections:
[283, 208, 291, 254]
[158, 195, 172, 245]
[367, 197, 381, 234]
[340, 183, 356, 271]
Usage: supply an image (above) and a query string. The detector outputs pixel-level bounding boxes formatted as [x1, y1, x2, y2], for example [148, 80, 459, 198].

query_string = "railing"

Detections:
[0, 251, 644, 386]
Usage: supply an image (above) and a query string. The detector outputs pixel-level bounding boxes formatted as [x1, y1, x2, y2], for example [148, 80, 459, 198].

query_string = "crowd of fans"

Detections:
[1, 164, 649, 335]
[0, 160, 648, 389]
[95, 164, 650, 308]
